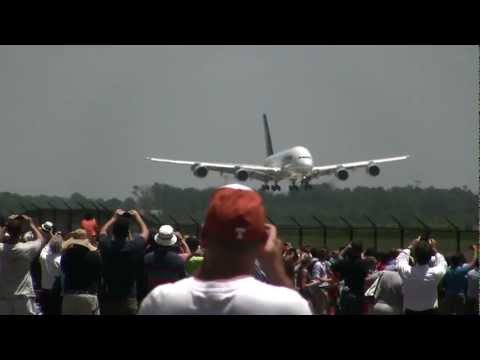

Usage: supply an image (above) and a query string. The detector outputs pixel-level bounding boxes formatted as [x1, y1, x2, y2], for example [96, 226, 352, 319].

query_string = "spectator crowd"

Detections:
[0, 183, 478, 315]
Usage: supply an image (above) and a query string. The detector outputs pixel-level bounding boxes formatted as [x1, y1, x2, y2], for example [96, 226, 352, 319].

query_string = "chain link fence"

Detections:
[1, 201, 477, 255]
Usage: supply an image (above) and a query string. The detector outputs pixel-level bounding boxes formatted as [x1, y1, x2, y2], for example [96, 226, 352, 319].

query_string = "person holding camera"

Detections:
[143, 224, 188, 294]
[38, 229, 63, 315]
[397, 237, 447, 314]
[330, 242, 370, 315]
[138, 184, 310, 315]
[0, 214, 47, 315]
[98, 209, 149, 315]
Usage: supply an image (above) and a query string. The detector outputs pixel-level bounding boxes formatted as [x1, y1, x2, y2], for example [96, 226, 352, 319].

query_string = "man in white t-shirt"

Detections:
[0, 215, 47, 315]
[397, 237, 447, 314]
[39, 231, 63, 315]
[139, 184, 312, 315]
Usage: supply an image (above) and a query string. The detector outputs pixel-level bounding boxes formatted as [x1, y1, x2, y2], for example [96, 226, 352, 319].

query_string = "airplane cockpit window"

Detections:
[298, 156, 312, 159]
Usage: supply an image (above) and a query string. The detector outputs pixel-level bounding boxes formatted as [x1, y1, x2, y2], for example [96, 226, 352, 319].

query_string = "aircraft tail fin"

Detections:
[262, 113, 274, 157]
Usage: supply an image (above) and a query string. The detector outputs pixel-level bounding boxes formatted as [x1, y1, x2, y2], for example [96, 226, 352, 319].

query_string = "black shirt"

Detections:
[331, 256, 369, 296]
[144, 246, 186, 292]
[61, 245, 102, 293]
[99, 234, 145, 300]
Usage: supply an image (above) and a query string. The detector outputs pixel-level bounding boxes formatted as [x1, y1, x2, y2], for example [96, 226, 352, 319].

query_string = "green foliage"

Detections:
[0, 184, 477, 228]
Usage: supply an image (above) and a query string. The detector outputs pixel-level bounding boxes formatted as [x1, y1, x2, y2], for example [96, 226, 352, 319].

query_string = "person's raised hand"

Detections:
[115, 209, 126, 218]
[409, 236, 421, 249]
[128, 210, 139, 218]
[21, 214, 33, 223]
[258, 224, 282, 263]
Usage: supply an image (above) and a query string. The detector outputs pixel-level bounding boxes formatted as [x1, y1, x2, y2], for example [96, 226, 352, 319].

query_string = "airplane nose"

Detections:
[302, 158, 313, 167]
[299, 158, 313, 171]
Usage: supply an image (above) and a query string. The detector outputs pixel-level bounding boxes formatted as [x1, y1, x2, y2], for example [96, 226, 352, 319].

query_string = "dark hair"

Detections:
[83, 212, 94, 221]
[186, 236, 200, 253]
[112, 216, 130, 239]
[413, 241, 433, 265]
[364, 247, 377, 258]
[0, 215, 6, 227]
[317, 248, 329, 260]
[6, 219, 23, 239]
[286, 247, 298, 258]
[450, 252, 466, 268]
[310, 247, 318, 258]
[388, 248, 400, 261]
[349, 242, 363, 258]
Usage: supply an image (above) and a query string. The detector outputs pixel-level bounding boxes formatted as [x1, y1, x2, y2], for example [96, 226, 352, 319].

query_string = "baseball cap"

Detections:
[201, 184, 268, 247]
[154, 225, 178, 247]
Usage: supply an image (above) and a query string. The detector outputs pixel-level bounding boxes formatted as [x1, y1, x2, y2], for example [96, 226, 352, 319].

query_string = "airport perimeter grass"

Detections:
[278, 228, 477, 256]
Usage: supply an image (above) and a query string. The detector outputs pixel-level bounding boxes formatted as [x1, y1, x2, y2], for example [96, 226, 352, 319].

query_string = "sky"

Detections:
[0, 45, 477, 199]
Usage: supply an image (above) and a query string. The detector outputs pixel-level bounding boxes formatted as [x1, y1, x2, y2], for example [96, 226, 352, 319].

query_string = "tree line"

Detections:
[1, 183, 476, 229]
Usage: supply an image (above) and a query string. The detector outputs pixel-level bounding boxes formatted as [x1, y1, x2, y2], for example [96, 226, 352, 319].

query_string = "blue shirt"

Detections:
[443, 264, 472, 296]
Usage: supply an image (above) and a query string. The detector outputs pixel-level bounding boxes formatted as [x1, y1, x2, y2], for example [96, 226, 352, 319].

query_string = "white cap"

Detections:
[41, 221, 54, 233]
[219, 184, 254, 191]
[154, 225, 178, 247]
[23, 231, 35, 242]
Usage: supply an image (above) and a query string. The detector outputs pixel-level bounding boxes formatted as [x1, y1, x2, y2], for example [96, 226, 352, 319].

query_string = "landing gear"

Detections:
[260, 184, 270, 191]
[260, 183, 281, 192]
[303, 184, 313, 190]
[288, 179, 300, 192]
[301, 176, 313, 191]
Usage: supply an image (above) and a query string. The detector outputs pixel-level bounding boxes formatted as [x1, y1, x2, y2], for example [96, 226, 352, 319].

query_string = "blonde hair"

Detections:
[49, 234, 63, 254]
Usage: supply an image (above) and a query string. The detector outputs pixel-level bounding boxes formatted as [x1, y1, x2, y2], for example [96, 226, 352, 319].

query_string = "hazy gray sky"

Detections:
[0, 45, 477, 199]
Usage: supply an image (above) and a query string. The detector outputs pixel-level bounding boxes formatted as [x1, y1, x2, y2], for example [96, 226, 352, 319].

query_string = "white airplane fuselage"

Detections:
[146, 113, 409, 191]
[264, 146, 313, 180]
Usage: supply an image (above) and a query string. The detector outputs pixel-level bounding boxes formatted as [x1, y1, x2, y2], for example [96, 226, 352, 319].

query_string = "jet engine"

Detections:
[191, 164, 208, 178]
[366, 164, 380, 177]
[235, 169, 249, 181]
[335, 167, 349, 181]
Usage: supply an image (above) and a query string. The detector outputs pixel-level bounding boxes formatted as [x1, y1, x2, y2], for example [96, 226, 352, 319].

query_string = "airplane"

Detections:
[146, 114, 410, 192]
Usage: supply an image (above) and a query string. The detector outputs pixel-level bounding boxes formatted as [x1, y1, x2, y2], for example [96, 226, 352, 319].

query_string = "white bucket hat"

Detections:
[23, 231, 35, 242]
[41, 221, 54, 233]
[154, 225, 178, 247]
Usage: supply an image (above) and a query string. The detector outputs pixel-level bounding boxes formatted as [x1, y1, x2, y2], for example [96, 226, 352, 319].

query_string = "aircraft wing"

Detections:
[146, 156, 281, 179]
[311, 155, 410, 178]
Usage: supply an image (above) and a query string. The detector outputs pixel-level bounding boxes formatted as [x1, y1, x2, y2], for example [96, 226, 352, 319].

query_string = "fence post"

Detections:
[168, 215, 181, 232]
[150, 213, 162, 226]
[97, 203, 113, 221]
[75, 201, 88, 219]
[20, 202, 31, 217]
[312, 215, 328, 248]
[290, 216, 303, 249]
[266, 216, 276, 226]
[29, 202, 43, 223]
[339, 216, 354, 243]
[88, 201, 103, 226]
[444, 217, 461, 253]
[390, 215, 405, 249]
[189, 215, 201, 238]
[47, 201, 58, 225]
[414, 216, 431, 241]
[62, 200, 74, 232]
[365, 215, 378, 251]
